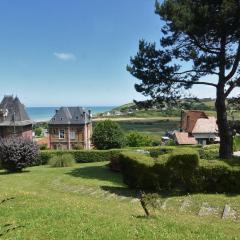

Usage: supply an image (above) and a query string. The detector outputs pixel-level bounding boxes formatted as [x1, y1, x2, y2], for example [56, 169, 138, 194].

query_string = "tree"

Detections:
[126, 131, 153, 147]
[0, 137, 39, 172]
[34, 127, 42, 137]
[127, 0, 240, 159]
[92, 120, 125, 149]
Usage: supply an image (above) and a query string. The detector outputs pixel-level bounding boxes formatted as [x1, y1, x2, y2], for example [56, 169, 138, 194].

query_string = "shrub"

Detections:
[72, 144, 84, 150]
[0, 137, 39, 172]
[166, 149, 199, 191]
[48, 153, 75, 167]
[199, 144, 219, 160]
[125, 131, 153, 147]
[119, 151, 157, 189]
[92, 120, 125, 149]
[118, 148, 240, 193]
[40, 149, 123, 164]
[34, 127, 42, 137]
[39, 144, 48, 150]
[233, 135, 240, 151]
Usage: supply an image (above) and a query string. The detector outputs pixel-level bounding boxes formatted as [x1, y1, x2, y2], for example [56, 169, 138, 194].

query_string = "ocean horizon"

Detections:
[26, 106, 116, 122]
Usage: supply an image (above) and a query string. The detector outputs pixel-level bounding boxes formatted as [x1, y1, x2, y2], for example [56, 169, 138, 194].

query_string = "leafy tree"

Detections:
[34, 127, 42, 137]
[92, 120, 125, 149]
[127, 0, 240, 159]
[126, 131, 153, 147]
[0, 137, 39, 172]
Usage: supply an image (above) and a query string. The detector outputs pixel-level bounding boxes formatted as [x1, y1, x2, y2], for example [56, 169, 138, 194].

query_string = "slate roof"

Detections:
[48, 107, 91, 125]
[0, 95, 33, 126]
[174, 131, 197, 145]
[182, 111, 208, 133]
[192, 117, 218, 134]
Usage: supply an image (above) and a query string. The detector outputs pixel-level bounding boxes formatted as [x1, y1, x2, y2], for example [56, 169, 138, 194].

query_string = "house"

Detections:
[48, 107, 92, 150]
[174, 110, 218, 145]
[0, 95, 33, 140]
[173, 131, 197, 145]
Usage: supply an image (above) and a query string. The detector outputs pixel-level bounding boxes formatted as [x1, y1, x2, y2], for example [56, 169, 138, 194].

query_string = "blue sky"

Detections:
[0, 0, 220, 107]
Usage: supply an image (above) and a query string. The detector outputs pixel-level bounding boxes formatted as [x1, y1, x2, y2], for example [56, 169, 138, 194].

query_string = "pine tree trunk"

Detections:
[215, 85, 233, 159]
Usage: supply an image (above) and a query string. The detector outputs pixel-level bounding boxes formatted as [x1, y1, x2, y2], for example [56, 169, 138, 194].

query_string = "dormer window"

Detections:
[60, 117, 63, 121]
[76, 116, 79, 120]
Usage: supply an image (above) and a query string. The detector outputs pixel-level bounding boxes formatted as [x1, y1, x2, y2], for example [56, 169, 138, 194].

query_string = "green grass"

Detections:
[0, 162, 240, 239]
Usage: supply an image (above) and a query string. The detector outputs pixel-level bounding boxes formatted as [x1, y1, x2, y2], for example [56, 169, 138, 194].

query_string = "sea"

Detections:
[26, 106, 115, 122]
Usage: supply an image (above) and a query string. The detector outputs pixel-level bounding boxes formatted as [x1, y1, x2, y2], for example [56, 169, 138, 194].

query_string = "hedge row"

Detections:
[40, 146, 179, 164]
[40, 149, 122, 164]
[119, 150, 240, 193]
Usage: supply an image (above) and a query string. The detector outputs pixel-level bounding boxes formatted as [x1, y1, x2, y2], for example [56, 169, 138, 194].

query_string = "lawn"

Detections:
[0, 162, 240, 239]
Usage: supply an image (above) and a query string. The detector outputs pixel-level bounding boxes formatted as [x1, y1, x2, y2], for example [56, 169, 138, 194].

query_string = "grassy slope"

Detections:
[0, 162, 240, 240]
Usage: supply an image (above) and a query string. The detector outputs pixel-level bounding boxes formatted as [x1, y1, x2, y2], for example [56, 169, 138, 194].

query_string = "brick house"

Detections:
[174, 110, 218, 145]
[0, 95, 33, 139]
[48, 107, 92, 150]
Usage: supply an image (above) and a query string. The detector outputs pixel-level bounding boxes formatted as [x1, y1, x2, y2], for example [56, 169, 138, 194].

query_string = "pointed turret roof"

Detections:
[0, 95, 33, 126]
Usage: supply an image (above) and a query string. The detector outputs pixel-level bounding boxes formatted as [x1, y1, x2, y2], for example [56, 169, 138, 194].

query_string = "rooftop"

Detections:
[174, 131, 198, 145]
[0, 95, 33, 126]
[49, 106, 91, 125]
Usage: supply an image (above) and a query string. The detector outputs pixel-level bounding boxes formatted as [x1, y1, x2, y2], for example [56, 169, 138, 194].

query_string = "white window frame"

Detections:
[70, 131, 76, 140]
[59, 129, 65, 139]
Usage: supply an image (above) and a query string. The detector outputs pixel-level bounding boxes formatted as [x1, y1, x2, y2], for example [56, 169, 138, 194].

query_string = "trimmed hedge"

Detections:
[119, 149, 240, 193]
[40, 146, 179, 165]
[40, 149, 122, 164]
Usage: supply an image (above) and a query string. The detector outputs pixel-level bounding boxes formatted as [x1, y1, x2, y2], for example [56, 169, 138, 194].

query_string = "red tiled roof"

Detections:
[181, 111, 208, 133]
[174, 131, 197, 145]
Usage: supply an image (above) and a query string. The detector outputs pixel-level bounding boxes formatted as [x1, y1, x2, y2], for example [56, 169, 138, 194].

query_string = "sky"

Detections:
[0, 0, 226, 107]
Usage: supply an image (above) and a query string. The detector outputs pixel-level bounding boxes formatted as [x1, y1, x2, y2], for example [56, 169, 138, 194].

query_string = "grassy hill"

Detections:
[0, 162, 240, 239]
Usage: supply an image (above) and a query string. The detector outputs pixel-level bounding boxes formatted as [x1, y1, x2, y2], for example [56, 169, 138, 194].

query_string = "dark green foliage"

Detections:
[0, 137, 39, 172]
[166, 149, 199, 191]
[127, 0, 240, 159]
[199, 145, 219, 160]
[125, 131, 153, 147]
[39, 144, 48, 150]
[72, 144, 84, 150]
[233, 135, 240, 151]
[118, 149, 240, 193]
[92, 120, 125, 150]
[40, 149, 123, 164]
[119, 152, 157, 189]
[34, 127, 42, 137]
[48, 154, 75, 167]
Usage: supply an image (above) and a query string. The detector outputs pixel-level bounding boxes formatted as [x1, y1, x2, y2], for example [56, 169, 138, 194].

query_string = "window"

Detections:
[59, 130, 65, 139]
[76, 116, 79, 120]
[70, 131, 76, 140]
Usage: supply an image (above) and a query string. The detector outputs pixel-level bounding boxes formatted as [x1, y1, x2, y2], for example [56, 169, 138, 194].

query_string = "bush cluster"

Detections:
[40, 149, 123, 164]
[119, 149, 240, 193]
[48, 153, 75, 167]
[0, 137, 39, 172]
[125, 131, 153, 147]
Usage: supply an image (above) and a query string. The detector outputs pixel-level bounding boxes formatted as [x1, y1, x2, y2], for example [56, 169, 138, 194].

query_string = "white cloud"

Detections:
[54, 52, 76, 61]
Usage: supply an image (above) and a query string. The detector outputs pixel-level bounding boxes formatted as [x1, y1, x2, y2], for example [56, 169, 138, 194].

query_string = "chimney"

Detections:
[0, 109, 4, 122]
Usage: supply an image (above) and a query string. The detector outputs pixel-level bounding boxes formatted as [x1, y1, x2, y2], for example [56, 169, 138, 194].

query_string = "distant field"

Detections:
[94, 117, 180, 141]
